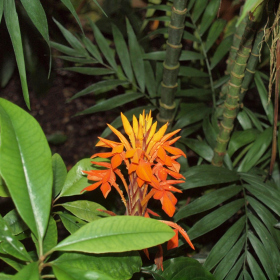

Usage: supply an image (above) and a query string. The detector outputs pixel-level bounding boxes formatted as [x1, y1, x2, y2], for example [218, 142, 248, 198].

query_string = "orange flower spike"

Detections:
[167, 229, 179, 250]
[146, 123, 168, 155]
[96, 137, 121, 148]
[121, 113, 136, 149]
[107, 123, 132, 151]
[146, 121, 157, 146]
[132, 115, 138, 137]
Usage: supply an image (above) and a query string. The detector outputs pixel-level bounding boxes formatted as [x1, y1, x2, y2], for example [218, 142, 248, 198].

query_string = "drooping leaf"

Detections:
[52, 154, 67, 198]
[4, 0, 29, 109]
[52, 251, 142, 280]
[75, 92, 143, 116]
[112, 24, 134, 82]
[180, 165, 239, 189]
[43, 216, 57, 254]
[126, 18, 145, 92]
[0, 98, 52, 240]
[175, 185, 242, 221]
[204, 216, 246, 271]
[54, 216, 174, 253]
[187, 199, 244, 240]
[61, 200, 109, 222]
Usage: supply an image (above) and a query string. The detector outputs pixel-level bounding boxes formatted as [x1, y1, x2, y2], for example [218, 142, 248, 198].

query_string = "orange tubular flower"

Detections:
[81, 111, 194, 269]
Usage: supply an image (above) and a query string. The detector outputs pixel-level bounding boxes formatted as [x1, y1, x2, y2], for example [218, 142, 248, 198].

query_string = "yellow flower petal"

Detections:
[107, 123, 131, 151]
[121, 112, 135, 148]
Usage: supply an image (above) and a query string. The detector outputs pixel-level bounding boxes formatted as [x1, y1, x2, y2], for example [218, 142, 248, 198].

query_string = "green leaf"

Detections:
[205, 19, 226, 52]
[52, 251, 142, 280]
[199, 0, 221, 36]
[0, 273, 13, 280]
[0, 0, 3, 24]
[175, 185, 242, 221]
[75, 92, 143, 116]
[43, 216, 57, 254]
[214, 234, 245, 280]
[12, 262, 39, 280]
[63, 67, 115, 75]
[177, 89, 212, 101]
[126, 19, 145, 92]
[52, 264, 115, 280]
[179, 138, 213, 162]
[242, 174, 280, 216]
[192, 0, 208, 23]
[53, 216, 174, 253]
[57, 56, 96, 64]
[0, 98, 52, 240]
[247, 252, 267, 280]
[58, 212, 86, 234]
[4, 0, 29, 109]
[248, 213, 280, 266]
[0, 178, 9, 197]
[68, 80, 129, 101]
[210, 35, 233, 69]
[204, 216, 245, 271]
[60, 0, 83, 32]
[59, 158, 102, 198]
[255, 71, 273, 125]
[112, 24, 134, 82]
[203, 114, 219, 148]
[81, 36, 103, 63]
[0, 246, 25, 271]
[242, 107, 263, 132]
[237, 127, 272, 172]
[224, 254, 244, 280]
[3, 209, 28, 236]
[179, 67, 209, 77]
[61, 200, 109, 222]
[0, 215, 31, 262]
[187, 199, 244, 240]
[180, 51, 204, 61]
[90, 21, 118, 71]
[228, 129, 259, 157]
[237, 110, 253, 130]
[100, 106, 155, 138]
[50, 42, 84, 57]
[20, 0, 49, 44]
[144, 61, 157, 99]
[52, 154, 67, 198]
[248, 232, 278, 280]
[180, 165, 239, 189]
[146, 257, 215, 280]
[144, 5, 171, 12]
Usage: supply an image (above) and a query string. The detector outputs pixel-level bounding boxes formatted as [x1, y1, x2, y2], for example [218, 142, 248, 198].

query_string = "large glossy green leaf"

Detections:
[0, 176, 9, 197]
[242, 174, 280, 216]
[228, 129, 259, 157]
[53, 216, 174, 253]
[0, 273, 13, 280]
[175, 185, 242, 221]
[248, 213, 280, 266]
[112, 24, 133, 82]
[187, 199, 244, 240]
[0, 246, 25, 272]
[52, 251, 142, 280]
[3, 209, 28, 236]
[199, 0, 221, 36]
[126, 19, 145, 92]
[75, 92, 143, 116]
[247, 252, 267, 280]
[205, 19, 226, 52]
[248, 232, 278, 280]
[213, 234, 245, 280]
[20, 0, 49, 44]
[237, 127, 272, 172]
[52, 154, 67, 198]
[0, 98, 52, 240]
[0, 215, 31, 262]
[53, 264, 115, 280]
[61, 200, 109, 222]
[58, 212, 86, 234]
[180, 165, 239, 189]
[58, 158, 103, 198]
[68, 80, 129, 101]
[146, 257, 215, 280]
[255, 71, 273, 125]
[43, 216, 57, 255]
[204, 216, 245, 271]
[101, 106, 155, 138]
[12, 262, 39, 280]
[4, 0, 29, 109]
[90, 21, 118, 71]
[210, 35, 233, 69]
[60, 0, 83, 31]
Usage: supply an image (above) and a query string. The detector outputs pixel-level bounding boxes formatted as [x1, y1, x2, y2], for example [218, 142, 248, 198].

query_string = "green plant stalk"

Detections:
[158, 0, 188, 125]
[212, 22, 256, 167]
[239, 28, 264, 102]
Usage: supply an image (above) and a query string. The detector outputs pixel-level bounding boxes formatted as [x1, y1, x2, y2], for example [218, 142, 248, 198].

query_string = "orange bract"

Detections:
[81, 111, 194, 268]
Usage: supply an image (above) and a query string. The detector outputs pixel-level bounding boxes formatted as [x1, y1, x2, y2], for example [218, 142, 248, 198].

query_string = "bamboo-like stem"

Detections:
[158, 0, 188, 125]
[212, 21, 257, 167]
